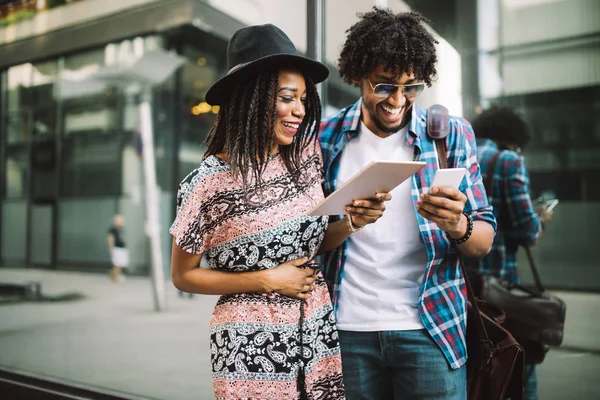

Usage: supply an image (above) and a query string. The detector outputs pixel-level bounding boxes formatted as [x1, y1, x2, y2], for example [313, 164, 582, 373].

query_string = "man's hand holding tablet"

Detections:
[344, 192, 392, 232]
[313, 161, 425, 251]
[308, 161, 426, 216]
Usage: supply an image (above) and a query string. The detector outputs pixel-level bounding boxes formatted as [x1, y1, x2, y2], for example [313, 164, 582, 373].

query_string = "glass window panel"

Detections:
[57, 198, 120, 263]
[6, 63, 33, 112]
[59, 47, 120, 197]
[63, 97, 118, 136]
[28, 106, 58, 200]
[64, 47, 104, 73]
[585, 171, 600, 201]
[32, 105, 57, 139]
[1, 201, 28, 261]
[4, 144, 29, 198]
[30, 204, 53, 264]
[152, 76, 177, 191]
[60, 133, 121, 197]
[6, 110, 31, 144]
[30, 60, 59, 109]
[61, 48, 118, 132]
[178, 46, 223, 181]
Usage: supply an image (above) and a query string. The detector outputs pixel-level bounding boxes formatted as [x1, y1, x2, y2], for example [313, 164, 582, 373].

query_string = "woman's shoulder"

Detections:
[300, 137, 323, 162]
[180, 156, 229, 184]
[176, 156, 231, 208]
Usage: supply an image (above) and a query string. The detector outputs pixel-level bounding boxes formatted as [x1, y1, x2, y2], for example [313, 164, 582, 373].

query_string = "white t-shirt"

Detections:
[335, 121, 428, 331]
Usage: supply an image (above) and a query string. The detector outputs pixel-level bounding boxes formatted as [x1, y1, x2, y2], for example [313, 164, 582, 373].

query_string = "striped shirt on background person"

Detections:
[475, 138, 542, 284]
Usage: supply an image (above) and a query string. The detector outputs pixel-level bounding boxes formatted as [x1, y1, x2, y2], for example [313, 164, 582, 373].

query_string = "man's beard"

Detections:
[366, 101, 412, 134]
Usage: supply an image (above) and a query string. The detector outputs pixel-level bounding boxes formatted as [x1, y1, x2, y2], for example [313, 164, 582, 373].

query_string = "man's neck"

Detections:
[361, 118, 411, 139]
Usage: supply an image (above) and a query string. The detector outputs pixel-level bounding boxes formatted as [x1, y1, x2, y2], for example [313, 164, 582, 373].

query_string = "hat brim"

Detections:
[205, 54, 329, 106]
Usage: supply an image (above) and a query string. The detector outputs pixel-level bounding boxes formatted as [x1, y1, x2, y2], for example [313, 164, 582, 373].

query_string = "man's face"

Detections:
[359, 65, 419, 138]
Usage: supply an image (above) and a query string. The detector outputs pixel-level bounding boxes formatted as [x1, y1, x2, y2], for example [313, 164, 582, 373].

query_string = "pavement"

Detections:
[0, 267, 599, 400]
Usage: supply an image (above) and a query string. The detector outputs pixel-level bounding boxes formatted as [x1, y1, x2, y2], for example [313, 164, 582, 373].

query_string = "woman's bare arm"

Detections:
[171, 239, 316, 299]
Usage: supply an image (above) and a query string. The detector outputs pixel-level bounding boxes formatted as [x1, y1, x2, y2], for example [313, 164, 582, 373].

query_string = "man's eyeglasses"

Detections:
[367, 79, 425, 99]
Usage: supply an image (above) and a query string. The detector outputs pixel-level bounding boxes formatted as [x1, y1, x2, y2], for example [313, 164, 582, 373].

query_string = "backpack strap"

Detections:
[427, 105, 494, 349]
[427, 104, 450, 169]
[435, 140, 448, 170]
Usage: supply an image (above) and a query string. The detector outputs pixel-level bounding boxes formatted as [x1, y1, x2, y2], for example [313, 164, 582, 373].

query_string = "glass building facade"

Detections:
[476, 0, 600, 291]
[1, 34, 195, 272]
[0, 4, 356, 274]
[499, 86, 600, 291]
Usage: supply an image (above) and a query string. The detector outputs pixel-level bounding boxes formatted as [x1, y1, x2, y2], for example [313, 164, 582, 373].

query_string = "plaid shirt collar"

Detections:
[331, 98, 423, 139]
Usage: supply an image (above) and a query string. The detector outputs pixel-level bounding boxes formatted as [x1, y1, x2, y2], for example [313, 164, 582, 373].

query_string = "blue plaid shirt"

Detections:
[476, 138, 542, 284]
[319, 99, 496, 369]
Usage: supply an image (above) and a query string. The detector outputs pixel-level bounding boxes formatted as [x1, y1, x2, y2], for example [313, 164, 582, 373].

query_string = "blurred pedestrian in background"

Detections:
[473, 106, 554, 400]
[107, 214, 129, 284]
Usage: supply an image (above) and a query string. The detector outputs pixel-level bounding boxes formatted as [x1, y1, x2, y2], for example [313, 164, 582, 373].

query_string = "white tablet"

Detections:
[308, 161, 426, 216]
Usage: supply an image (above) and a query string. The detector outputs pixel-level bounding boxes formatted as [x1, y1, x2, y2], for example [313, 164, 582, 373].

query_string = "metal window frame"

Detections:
[0, 69, 5, 265]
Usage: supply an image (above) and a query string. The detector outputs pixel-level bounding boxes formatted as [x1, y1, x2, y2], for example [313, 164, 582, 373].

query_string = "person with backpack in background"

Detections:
[472, 106, 553, 400]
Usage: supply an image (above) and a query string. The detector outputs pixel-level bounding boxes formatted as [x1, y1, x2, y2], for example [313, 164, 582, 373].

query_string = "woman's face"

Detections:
[272, 69, 307, 153]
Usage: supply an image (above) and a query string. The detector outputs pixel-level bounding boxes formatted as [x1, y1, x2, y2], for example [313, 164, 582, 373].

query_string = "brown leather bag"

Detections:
[428, 105, 525, 400]
[461, 257, 525, 400]
[470, 268, 565, 364]
[469, 149, 567, 364]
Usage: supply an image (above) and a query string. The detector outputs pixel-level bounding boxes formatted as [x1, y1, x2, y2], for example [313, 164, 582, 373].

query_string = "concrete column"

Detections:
[307, 0, 327, 107]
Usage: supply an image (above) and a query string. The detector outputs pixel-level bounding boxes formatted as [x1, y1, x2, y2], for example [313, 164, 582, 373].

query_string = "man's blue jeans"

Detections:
[338, 329, 466, 400]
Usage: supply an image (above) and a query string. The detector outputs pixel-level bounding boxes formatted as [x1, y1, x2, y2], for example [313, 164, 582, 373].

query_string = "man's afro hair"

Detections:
[338, 8, 438, 86]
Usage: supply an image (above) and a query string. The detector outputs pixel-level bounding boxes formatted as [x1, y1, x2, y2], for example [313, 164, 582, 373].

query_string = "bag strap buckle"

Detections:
[480, 339, 495, 371]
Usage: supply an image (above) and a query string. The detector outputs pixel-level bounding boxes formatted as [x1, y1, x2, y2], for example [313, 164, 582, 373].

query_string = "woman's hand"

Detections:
[263, 257, 317, 300]
[344, 192, 392, 229]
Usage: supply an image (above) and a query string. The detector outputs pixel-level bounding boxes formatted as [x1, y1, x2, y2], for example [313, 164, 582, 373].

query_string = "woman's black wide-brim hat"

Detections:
[205, 24, 329, 106]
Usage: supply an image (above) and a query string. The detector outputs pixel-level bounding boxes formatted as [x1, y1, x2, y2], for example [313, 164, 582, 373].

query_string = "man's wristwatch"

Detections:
[447, 212, 473, 244]
[346, 213, 364, 233]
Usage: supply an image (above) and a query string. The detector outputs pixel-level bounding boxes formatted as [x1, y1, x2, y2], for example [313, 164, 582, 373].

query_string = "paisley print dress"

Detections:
[170, 143, 345, 400]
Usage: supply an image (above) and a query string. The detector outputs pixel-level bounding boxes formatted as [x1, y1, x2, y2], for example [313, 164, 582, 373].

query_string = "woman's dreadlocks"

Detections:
[205, 67, 321, 193]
